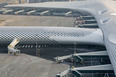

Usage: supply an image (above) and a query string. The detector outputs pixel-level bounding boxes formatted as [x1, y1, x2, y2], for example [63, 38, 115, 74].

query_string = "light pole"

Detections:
[73, 43, 76, 53]
[26, 0, 29, 3]
[35, 34, 37, 56]
[39, 0, 41, 3]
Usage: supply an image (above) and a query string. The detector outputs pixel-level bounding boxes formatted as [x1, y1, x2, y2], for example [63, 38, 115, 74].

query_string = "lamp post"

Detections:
[73, 43, 76, 53]
[35, 34, 37, 56]
[39, 0, 41, 3]
[26, 0, 29, 3]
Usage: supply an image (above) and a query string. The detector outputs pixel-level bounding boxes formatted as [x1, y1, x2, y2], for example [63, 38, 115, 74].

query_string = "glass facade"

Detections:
[28, 0, 75, 3]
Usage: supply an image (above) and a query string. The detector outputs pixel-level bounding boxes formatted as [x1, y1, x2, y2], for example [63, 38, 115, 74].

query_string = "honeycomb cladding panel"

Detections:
[0, 27, 96, 44]
[105, 38, 116, 75]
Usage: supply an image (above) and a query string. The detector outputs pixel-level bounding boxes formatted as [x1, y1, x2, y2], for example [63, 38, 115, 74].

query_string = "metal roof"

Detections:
[72, 64, 113, 71]
[3, 0, 116, 75]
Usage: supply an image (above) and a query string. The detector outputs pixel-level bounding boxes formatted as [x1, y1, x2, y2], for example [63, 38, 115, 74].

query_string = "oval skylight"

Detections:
[108, 34, 116, 44]
[100, 18, 111, 24]
[98, 9, 109, 14]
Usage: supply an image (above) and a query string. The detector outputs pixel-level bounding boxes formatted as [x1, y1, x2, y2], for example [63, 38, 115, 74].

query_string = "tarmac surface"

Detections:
[0, 0, 8, 3]
[0, 54, 69, 77]
[0, 15, 75, 27]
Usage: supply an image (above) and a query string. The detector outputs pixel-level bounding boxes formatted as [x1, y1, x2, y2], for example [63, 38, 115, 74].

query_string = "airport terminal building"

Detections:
[0, 0, 116, 77]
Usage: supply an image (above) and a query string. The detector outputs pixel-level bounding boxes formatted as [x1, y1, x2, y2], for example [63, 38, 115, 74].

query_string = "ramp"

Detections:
[3, 10, 13, 14]
[8, 38, 20, 55]
[27, 10, 36, 15]
[57, 64, 113, 77]
[54, 51, 107, 62]
[72, 64, 113, 72]
[15, 10, 24, 15]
